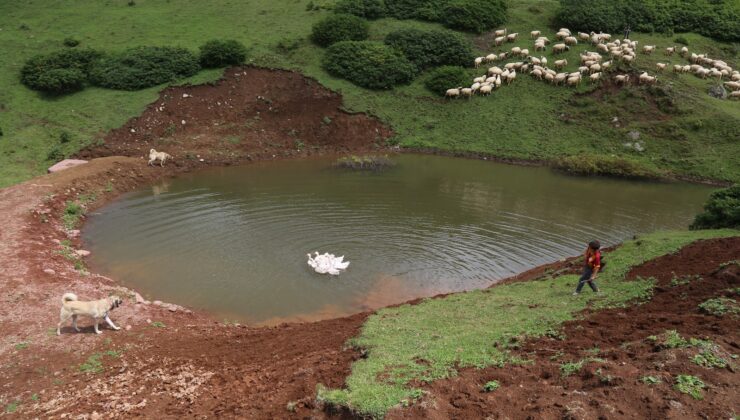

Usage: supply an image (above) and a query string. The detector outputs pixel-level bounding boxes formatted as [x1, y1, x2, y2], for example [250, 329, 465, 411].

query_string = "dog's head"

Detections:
[108, 295, 123, 311]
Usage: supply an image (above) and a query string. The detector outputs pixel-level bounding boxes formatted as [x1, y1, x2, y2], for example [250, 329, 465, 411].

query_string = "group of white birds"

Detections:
[306, 251, 350, 276]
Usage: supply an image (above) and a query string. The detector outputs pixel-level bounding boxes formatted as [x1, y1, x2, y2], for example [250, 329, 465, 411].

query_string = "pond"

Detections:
[83, 155, 713, 325]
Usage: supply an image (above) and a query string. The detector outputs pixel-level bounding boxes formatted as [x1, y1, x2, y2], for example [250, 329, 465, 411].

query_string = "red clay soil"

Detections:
[390, 237, 740, 420]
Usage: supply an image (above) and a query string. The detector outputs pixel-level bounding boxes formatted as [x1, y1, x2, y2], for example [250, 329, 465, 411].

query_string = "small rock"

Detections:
[75, 249, 91, 257]
[627, 130, 641, 140]
[182, 93, 191, 98]
[633, 142, 645, 152]
[181, 119, 186, 125]
[48, 159, 88, 174]
[134, 292, 146, 304]
[52, 239, 61, 245]
[199, 158, 205, 162]
[125, 325, 132, 331]
[152, 300, 163, 306]
[91, 412, 101, 420]
[146, 319, 152, 324]
[43, 268, 56, 275]
[708, 85, 727, 99]
[130, 128, 136, 133]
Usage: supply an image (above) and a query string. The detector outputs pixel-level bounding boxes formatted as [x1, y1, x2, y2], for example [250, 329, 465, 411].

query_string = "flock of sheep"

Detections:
[446, 27, 740, 100]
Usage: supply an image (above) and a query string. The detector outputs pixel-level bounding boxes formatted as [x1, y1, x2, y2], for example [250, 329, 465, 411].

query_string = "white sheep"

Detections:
[479, 84, 493, 96]
[506, 33, 519, 42]
[520, 48, 529, 58]
[530, 30, 541, 39]
[554, 59, 568, 70]
[534, 42, 546, 52]
[486, 54, 498, 62]
[566, 75, 581, 86]
[656, 63, 667, 72]
[461, 87, 473, 98]
[506, 70, 517, 85]
[589, 63, 601, 74]
[494, 28, 507, 37]
[680, 46, 689, 57]
[511, 46, 522, 56]
[615, 74, 630, 85]
[665, 46, 676, 56]
[730, 91, 740, 100]
[555, 30, 569, 40]
[589, 72, 602, 83]
[473, 75, 487, 84]
[642, 45, 655, 54]
[578, 32, 590, 41]
[723, 81, 740, 91]
[488, 66, 503, 76]
[474, 57, 484, 68]
[494, 36, 505, 46]
[536, 36, 551, 45]
[531, 68, 543, 80]
[445, 87, 462, 98]
[553, 43, 569, 54]
[554, 73, 567, 85]
[471, 82, 482, 92]
[564, 36, 578, 46]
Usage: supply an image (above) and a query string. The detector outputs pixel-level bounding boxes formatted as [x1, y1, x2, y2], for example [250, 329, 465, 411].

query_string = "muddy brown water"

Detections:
[83, 155, 713, 325]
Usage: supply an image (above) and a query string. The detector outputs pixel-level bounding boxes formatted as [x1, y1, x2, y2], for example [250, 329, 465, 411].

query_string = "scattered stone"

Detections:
[43, 268, 55, 275]
[91, 411, 102, 420]
[181, 119, 186, 125]
[125, 325, 132, 331]
[153, 300, 163, 306]
[199, 159, 205, 162]
[146, 319, 152, 324]
[75, 249, 91, 257]
[134, 292, 146, 304]
[182, 93, 191, 98]
[67, 229, 80, 238]
[708, 85, 727, 99]
[48, 159, 88, 174]
[52, 238, 61, 245]
[130, 128, 136, 133]
[627, 130, 641, 141]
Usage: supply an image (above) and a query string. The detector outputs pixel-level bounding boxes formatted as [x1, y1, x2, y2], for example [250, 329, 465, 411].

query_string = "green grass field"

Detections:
[0, 0, 738, 187]
[317, 229, 740, 417]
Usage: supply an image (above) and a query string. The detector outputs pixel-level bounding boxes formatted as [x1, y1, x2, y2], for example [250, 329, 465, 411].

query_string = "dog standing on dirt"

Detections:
[148, 149, 172, 167]
[57, 293, 122, 335]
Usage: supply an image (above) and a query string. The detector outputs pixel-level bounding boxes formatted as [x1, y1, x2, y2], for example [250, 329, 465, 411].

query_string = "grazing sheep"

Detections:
[555, 31, 570, 40]
[680, 46, 689, 57]
[566, 75, 581, 86]
[578, 32, 590, 41]
[485, 76, 497, 84]
[559, 28, 571, 35]
[534, 42, 546, 52]
[541, 56, 548, 66]
[498, 52, 507, 60]
[597, 43, 609, 53]
[682, 65, 691, 73]
[474, 57, 484, 68]
[554, 73, 567, 85]
[730, 91, 740, 100]
[723, 81, 740, 91]
[520, 49, 529, 58]
[732, 72, 740, 81]
[578, 66, 589, 74]
[479, 84, 493, 96]
[531, 30, 541, 39]
[536, 36, 551, 45]
[615, 74, 630, 85]
[589, 72, 602, 83]
[506, 33, 519, 42]
[601, 60, 612, 71]
[494, 29, 507, 37]
[642, 45, 655, 54]
[485, 54, 497, 63]
[495, 75, 502, 87]
[656, 62, 667, 72]
[673, 64, 683, 73]
[488, 66, 503, 76]
[506, 70, 517, 85]
[639, 72, 657, 85]
[530, 57, 542, 65]
[494, 36, 505, 46]
[461, 87, 473, 98]
[553, 43, 569, 54]
[445, 87, 462, 99]
[511, 46, 522, 56]
[531, 68, 543, 80]
[589, 63, 601, 74]
[564, 36, 578, 46]
[622, 54, 635, 64]
[665, 46, 676, 56]
[471, 82, 481, 92]
[473, 75, 487, 84]
[554, 59, 568, 70]
[544, 73, 555, 83]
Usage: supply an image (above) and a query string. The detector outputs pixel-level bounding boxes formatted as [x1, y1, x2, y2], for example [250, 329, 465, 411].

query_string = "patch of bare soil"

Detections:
[389, 238, 740, 420]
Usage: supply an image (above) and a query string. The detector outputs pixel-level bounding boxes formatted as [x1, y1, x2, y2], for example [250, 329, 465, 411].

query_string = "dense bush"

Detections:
[424, 65, 468, 96]
[90, 46, 200, 90]
[199, 39, 247, 67]
[441, 0, 507, 33]
[334, 0, 387, 19]
[63, 37, 80, 47]
[20, 49, 102, 94]
[556, 0, 740, 42]
[311, 14, 370, 47]
[689, 185, 740, 230]
[384, 0, 448, 20]
[323, 41, 416, 89]
[385, 28, 473, 70]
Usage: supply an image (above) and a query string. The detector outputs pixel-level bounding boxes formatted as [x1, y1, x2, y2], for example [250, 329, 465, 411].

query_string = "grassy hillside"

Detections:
[0, 0, 738, 187]
[317, 228, 740, 417]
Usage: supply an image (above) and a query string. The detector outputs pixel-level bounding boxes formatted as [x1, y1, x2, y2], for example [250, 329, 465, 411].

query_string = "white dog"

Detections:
[57, 293, 122, 335]
[148, 149, 172, 167]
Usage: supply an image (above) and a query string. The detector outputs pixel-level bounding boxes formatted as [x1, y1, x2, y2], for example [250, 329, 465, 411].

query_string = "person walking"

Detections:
[623, 25, 631, 40]
[573, 240, 602, 295]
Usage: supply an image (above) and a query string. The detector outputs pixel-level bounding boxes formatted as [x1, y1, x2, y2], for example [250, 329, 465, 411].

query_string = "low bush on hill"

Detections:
[199, 39, 247, 68]
[424, 65, 469, 96]
[90, 46, 200, 90]
[20, 49, 102, 94]
[441, 0, 507, 33]
[553, 154, 662, 179]
[557, 0, 740, 42]
[690, 185, 740, 229]
[334, 0, 387, 19]
[311, 14, 370, 47]
[323, 41, 416, 89]
[385, 28, 473, 70]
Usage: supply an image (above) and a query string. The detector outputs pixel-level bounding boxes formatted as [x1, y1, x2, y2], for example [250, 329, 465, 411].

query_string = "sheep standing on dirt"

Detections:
[148, 149, 172, 167]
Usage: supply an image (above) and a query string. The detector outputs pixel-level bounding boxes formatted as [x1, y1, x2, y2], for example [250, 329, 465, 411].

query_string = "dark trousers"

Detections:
[576, 266, 599, 293]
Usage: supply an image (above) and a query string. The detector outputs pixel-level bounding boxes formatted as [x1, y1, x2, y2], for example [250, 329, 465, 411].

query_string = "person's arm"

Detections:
[590, 253, 601, 279]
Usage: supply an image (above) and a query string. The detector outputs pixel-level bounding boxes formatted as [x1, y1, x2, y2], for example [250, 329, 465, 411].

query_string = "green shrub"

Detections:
[698, 297, 739, 316]
[20, 49, 102, 94]
[385, 28, 473, 70]
[383, 0, 441, 20]
[47, 144, 65, 161]
[311, 14, 370, 47]
[323, 41, 416, 89]
[334, 0, 387, 19]
[674, 375, 705, 400]
[63, 37, 80, 47]
[674, 36, 689, 45]
[482, 380, 500, 392]
[441, 0, 507, 33]
[690, 185, 740, 230]
[423, 65, 468, 96]
[90, 46, 200, 90]
[553, 154, 661, 179]
[556, 0, 740, 42]
[199, 39, 247, 68]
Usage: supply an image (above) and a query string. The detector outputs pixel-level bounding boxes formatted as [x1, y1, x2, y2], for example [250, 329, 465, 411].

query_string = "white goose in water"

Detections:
[306, 251, 350, 276]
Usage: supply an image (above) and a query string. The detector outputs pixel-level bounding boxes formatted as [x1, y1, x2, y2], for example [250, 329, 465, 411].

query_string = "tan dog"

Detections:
[57, 293, 122, 335]
[148, 149, 172, 167]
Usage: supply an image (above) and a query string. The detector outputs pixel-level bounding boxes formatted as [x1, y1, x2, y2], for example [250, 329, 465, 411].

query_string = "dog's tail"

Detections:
[62, 292, 78, 303]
